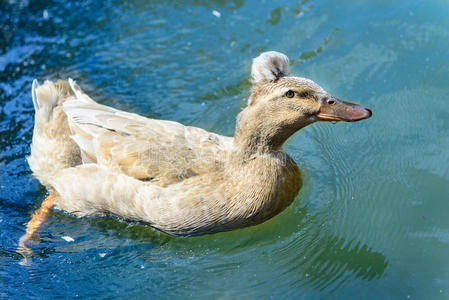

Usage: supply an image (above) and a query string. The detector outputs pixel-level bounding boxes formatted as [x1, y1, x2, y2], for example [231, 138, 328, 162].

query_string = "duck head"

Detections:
[234, 51, 372, 153]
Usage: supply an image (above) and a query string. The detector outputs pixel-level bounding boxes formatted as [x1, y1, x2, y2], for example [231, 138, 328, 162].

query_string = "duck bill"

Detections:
[316, 98, 372, 122]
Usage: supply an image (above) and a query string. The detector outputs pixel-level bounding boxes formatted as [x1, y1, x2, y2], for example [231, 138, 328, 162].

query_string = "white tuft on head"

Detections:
[251, 51, 291, 83]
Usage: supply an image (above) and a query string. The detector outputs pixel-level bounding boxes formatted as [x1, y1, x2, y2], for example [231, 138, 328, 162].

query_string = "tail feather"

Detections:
[31, 79, 39, 111]
[68, 78, 83, 99]
[32, 79, 74, 122]
[28, 79, 82, 187]
[68, 78, 96, 104]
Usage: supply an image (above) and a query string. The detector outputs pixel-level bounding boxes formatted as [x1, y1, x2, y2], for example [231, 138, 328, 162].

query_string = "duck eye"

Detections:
[285, 90, 295, 98]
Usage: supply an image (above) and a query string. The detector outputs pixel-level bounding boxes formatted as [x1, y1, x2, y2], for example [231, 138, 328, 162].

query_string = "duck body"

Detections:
[50, 146, 301, 236]
[27, 51, 370, 236]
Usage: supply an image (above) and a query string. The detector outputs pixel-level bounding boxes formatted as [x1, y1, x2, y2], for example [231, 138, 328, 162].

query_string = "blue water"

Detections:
[1, 0, 449, 299]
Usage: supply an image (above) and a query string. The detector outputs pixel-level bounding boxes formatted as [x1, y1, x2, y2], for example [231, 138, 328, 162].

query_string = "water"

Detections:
[1, 0, 448, 298]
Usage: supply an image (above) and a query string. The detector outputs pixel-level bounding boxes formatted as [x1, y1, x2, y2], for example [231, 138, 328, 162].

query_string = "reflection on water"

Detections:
[4, 206, 388, 298]
[1, 0, 449, 299]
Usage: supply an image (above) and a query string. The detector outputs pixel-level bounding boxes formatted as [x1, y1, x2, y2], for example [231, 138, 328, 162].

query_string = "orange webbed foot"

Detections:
[17, 194, 55, 265]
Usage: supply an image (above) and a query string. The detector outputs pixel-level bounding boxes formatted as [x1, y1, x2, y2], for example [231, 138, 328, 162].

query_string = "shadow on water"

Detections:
[15, 197, 387, 290]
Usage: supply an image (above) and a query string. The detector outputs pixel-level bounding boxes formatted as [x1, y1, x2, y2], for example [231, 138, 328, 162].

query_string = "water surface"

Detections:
[1, 0, 449, 299]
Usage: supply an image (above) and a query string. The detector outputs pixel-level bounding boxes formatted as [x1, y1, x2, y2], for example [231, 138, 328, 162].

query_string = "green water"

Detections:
[1, 0, 449, 299]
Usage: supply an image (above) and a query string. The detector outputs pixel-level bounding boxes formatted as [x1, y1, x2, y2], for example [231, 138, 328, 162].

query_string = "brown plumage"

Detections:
[24, 51, 371, 238]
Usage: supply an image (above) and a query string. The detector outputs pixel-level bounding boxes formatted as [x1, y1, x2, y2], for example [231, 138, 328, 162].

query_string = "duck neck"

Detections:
[233, 107, 301, 157]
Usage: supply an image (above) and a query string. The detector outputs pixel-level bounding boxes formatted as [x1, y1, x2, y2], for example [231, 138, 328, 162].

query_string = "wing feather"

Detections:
[62, 83, 233, 185]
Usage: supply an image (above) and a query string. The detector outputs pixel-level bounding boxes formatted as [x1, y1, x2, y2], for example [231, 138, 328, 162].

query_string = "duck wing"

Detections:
[63, 80, 233, 186]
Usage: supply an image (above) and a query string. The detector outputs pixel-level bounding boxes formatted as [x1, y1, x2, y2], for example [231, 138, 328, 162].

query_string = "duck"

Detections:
[19, 51, 371, 250]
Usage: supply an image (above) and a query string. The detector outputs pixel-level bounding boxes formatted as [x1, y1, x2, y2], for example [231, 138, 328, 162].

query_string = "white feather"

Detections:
[71, 134, 95, 155]
[251, 51, 290, 83]
[68, 78, 83, 99]
[61, 236, 75, 242]
[64, 105, 113, 125]
[31, 79, 39, 111]
[68, 78, 97, 104]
